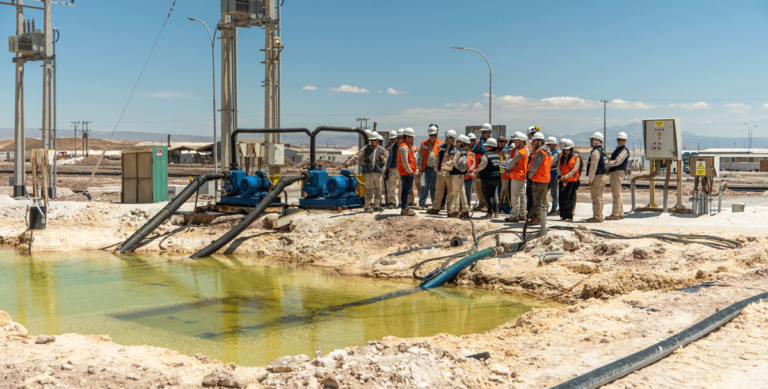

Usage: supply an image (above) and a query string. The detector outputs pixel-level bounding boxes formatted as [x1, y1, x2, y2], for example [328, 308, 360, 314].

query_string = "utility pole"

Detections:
[12, 1, 25, 197]
[81, 121, 91, 157]
[71, 121, 78, 156]
[356, 117, 370, 130]
[600, 99, 608, 146]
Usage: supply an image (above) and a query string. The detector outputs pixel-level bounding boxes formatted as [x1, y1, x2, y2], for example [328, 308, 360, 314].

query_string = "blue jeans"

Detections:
[419, 167, 437, 206]
[400, 175, 414, 209]
[464, 178, 473, 205]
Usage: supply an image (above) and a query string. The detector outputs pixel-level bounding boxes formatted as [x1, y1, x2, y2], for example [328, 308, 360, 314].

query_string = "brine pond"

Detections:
[0, 249, 559, 366]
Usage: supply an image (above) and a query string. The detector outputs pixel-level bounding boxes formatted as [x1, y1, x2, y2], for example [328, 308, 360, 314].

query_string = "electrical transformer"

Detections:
[642, 119, 683, 160]
[8, 32, 45, 56]
[221, 0, 273, 21]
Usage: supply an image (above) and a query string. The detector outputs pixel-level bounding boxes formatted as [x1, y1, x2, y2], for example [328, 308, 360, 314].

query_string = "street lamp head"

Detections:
[451, 47, 464, 50]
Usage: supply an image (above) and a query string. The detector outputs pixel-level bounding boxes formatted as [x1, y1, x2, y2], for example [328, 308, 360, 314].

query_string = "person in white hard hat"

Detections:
[474, 138, 500, 219]
[405, 128, 421, 207]
[503, 132, 529, 223]
[419, 124, 442, 208]
[344, 132, 388, 211]
[450, 135, 471, 217]
[465, 133, 478, 205]
[545, 136, 561, 216]
[557, 139, 582, 222]
[396, 128, 417, 216]
[527, 132, 552, 225]
[384, 129, 404, 207]
[427, 129, 457, 216]
[586, 132, 607, 223]
[605, 131, 631, 220]
[471, 124, 493, 211]
[525, 126, 540, 216]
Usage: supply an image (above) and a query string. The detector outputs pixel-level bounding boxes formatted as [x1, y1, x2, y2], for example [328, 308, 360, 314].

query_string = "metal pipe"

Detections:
[116, 172, 225, 253]
[662, 161, 672, 212]
[52, 27, 58, 198]
[13, 1, 26, 197]
[717, 181, 727, 213]
[190, 173, 307, 259]
[630, 160, 661, 211]
[309, 126, 367, 165]
[230, 128, 311, 165]
[541, 204, 547, 237]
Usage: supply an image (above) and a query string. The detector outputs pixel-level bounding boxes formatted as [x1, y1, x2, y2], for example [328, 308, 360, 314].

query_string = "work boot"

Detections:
[586, 217, 603, 223]
[401, 208, 416, 216]
[426, 209, 440, 215]
[447, 211, 459, 218]
[364, 208, 374, 213]
[605, 215, 622, 221]
[373, 207, 384, 212]
[547, 210, 558, 216]
[528, 220, 541, 225]
[493, 212, 499, 219]
[459, 211, 470, 219]
[473, 205, 486, 212]
[565, 218, 574, 222]
[480, 213, 494, 220]
[504, 216, 518, 223]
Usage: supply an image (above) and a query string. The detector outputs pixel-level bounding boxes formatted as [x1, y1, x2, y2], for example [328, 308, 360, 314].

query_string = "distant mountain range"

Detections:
[2, 124, 763, 150]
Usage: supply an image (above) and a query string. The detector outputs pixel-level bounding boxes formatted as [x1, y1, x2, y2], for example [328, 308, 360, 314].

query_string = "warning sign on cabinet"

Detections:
[695, 161, 706, 176]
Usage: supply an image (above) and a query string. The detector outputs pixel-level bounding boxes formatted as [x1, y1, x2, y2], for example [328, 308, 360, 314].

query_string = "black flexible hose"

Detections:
[546, 226, 741, 250]
[117, 172, 225, 253]
[549, 291, 768, 389]
[190, 174, 306, 258]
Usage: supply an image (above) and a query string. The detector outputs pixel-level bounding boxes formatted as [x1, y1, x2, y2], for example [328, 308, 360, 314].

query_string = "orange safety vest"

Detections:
[510, 147, 528, 181]
[530, 148, 552, 183]
[560, 152, 582, 182]
[397, 143, 417, 176]
[420, 139, 442, 171]
[465, 151, 476, 179]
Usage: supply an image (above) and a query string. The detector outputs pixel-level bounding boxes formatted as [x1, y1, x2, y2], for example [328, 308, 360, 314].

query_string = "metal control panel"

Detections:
[262, 143, 284, 165]
[689, 156, 719, 178]
[643, 119, 682, 160]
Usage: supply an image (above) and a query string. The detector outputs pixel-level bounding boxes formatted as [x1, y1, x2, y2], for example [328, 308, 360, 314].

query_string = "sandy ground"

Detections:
[1, 185, 768, 388]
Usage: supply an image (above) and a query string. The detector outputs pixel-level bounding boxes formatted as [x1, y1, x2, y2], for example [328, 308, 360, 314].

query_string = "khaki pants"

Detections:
[530, 181, 549, 223]
[386, 171, 399, 206]
[473, 178, 486, 209]
[364, 172, 382, 208]
[432, 173, 454, 211]
[500, 179, 510, 208]
[509, 179, 527, 217]
[609, 170, 625, 217]
[409, 172, 420, 205]
[451, 175, 468, 213]
[590, 174, 606, 220]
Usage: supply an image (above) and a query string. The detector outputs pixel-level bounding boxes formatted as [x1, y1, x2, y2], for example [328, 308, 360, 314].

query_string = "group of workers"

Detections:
[344, 123, 631, 223]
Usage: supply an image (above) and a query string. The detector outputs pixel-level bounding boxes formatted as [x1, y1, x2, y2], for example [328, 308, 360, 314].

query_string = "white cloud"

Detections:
[724, 103, 751, 114]
[671, 101, 711, 110]
[146, 91, 194, 99]
[610, 99, 654, 109]
[763, 103, 768, 111]
[472, 102, 484, 110]
[483, 95, 652, 111]
[378, 90, 383, 94]
[301, 85, 317, 91]
[444, 102, 469, 108]
[328, 85, 370, 93]
[386, 88, 408, 95]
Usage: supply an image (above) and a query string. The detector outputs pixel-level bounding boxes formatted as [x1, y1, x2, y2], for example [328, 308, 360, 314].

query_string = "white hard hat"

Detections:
[546, 136, 558, 145]
[364, 129, 372, 136]
[446, 129, 457, 139]
[389, 130, 398, 139]
[405, 127, 414, 135]
[527, 126, 540, 134]
[481, 123, 492, 132]
[532, 132, 546, 141]
[403, 128, 415, 137]
[368, 133, 378, 141]
[559, 138, 569, 148]
[513, 131, 527, 142]
[377, 133, 384, 141]
[589, 132, 604, 142]
[457, 134, 470, 144]
[468, 133, 477, 140]
[562, 139, 574, 150]
[484, 138, 497, 148]
[617, 132, 628, 140]
[397, 128, 405, 136]
[428, 125, 438, 135]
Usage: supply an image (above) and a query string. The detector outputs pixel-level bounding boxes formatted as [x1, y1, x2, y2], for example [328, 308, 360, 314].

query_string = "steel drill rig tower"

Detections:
[5, 0, 73, 197]
[219, 0, 283, 176]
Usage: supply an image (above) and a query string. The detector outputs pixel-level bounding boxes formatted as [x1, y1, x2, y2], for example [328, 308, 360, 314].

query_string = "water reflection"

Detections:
[0, 249, 559, 366]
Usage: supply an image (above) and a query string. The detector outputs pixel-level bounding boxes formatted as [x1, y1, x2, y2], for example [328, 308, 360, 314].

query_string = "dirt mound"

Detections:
[580, 269, 695, 299]
[73, 156, 119, 166]
[0, 137, 139, 152]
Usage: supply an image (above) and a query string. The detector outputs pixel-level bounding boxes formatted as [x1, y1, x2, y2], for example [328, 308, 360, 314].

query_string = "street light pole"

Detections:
[451, 47, 492, 125]
[600, 100, 608, 146]
[189, 17, 219, 200]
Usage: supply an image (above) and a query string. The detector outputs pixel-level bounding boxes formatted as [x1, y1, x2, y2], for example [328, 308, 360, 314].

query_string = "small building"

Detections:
[692, 148, 768, 171]
[169, 146, 200, 164]
[284, 146, 350, 163]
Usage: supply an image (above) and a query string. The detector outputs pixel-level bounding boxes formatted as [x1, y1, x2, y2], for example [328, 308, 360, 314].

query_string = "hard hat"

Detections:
[457, 134, 470, 144]
[364, 129, 372, 136]
[497, 135, 507, 143]
[532, 132, 545, 141]
[446, 129, 457, 138]
[405, 127, 414, 134]
[513, 131, 527, 142]
[481, 123, 492, 132]
[562, 139, 574, 150]
[377, 133, 384, 141]
[546, 136, 558, 145]
[397, 128, 405, 136]
[559, 138, 569, 148]
[428, 125, 438, 135]
[403, 128, 415, 137]
[589, 132, 604, 142]
[484, 138, 498, 148]
[617, 132, 628, 140]
[389, 130, 398, 139]
[368, 133, 378, 141]
[468, 133, 477, 140]
[527, 126, 540, 134]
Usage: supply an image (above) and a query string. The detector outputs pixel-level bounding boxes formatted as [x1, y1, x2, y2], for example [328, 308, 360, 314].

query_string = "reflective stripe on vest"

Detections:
[465, 151, 476, 179]
[531, 148, 552, 183]
[397, 143, 417, 176]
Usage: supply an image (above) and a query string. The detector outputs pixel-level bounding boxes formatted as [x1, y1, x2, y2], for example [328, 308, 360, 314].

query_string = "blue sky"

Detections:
[1, 0, 767, 139]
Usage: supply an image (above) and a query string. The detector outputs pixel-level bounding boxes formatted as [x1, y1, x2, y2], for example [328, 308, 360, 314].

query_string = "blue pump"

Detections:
[220, 169, 282, 207]
[298, 166, 364, 209]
